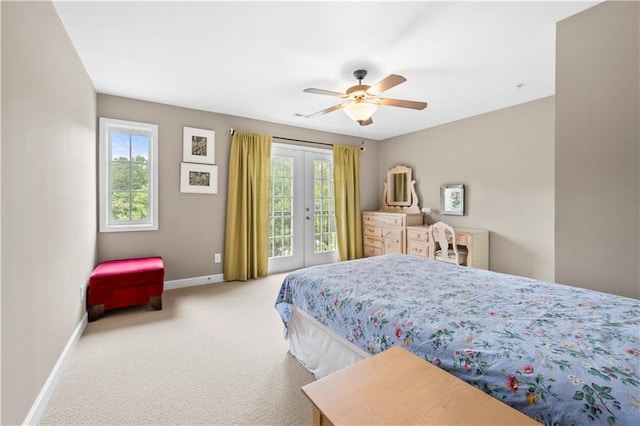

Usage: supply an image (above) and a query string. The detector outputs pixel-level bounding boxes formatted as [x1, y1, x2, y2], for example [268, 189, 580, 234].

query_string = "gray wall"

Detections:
[555, 0, 639, 299]
[97, 95, 379, 280]
[1, 1, 97, 424]
[381, 97, 556, 281]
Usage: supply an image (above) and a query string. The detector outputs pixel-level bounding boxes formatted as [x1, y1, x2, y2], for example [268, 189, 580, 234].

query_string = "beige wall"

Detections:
[0, 2, 3, 422]
[1, 1, 97, 424]
[97, 95, 379, 280]
[381, 97, 556, 281]
[555, 0, 639, 299]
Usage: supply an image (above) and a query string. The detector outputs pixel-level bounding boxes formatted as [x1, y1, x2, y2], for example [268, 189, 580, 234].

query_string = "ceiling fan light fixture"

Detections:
[344, 102, 377, 122]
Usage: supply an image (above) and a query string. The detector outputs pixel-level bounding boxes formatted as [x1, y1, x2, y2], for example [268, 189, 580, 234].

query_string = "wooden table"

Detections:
[301, 346, 537, 425]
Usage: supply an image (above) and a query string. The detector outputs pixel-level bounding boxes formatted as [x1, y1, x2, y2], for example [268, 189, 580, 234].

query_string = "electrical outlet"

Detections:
[214, 253, 221, 263]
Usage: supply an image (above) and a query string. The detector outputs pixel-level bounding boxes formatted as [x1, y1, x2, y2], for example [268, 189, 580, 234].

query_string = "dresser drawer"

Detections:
[363, 213, 405, 227]
[377, 215, 405, 226]
[363, 245, 382, 257]
[363, 225, 381, 237]
[363, 214, 378, 225]
[407, 228, 429, 242]
[408, 241, 429, 257]
[363, 236, 382, 248]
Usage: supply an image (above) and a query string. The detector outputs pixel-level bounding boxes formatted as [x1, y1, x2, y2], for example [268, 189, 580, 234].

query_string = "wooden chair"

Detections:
[428, 221, 468, 266]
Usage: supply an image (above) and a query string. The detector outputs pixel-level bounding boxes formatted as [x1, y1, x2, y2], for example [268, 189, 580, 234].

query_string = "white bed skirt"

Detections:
[288, 306, 370, 378]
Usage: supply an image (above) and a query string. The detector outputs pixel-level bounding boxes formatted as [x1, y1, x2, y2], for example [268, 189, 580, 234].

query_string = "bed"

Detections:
[275, 254, 640, 425]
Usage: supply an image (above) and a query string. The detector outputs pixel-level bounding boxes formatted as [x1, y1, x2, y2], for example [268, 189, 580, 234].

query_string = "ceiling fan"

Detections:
[303, 69, 428, 126]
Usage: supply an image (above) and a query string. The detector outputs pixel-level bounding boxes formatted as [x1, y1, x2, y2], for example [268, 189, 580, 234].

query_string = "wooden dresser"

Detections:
[362, 211, 423, 257]
[407, 225, 489, 269]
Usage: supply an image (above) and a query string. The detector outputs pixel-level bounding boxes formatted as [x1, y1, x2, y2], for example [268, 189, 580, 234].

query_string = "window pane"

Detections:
[273, 178, 282, 197]
[283, 158, 292, 176]
[111, 133, 130, 161]
[131, 135, 149, 162]
[112, 162, 130, 191]
[111, 191, 131, 221]
[131, 192, 149, 220]
[322, 198, 330, 213]
[272, 157, 283, 176]
[131, 163, 148, 191]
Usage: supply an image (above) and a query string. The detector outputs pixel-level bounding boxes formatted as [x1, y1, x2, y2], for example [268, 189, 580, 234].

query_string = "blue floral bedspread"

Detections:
[275, 254, 640, 425]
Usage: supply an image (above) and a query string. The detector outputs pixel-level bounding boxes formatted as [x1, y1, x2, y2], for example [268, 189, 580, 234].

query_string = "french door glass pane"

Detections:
[313, 159, 336, 253]
[269, 156, 294, 258]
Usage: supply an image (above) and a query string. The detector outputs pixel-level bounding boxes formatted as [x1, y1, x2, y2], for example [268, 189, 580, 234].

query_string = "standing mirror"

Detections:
[380, 165, 420, 213]
[387, 165, 412, 206]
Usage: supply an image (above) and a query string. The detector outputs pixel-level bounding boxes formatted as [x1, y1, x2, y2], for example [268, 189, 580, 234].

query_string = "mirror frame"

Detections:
[386, 165, 412, 207]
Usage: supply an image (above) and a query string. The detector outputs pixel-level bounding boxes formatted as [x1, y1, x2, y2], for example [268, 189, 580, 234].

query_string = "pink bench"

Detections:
[88, 257, 164, 322]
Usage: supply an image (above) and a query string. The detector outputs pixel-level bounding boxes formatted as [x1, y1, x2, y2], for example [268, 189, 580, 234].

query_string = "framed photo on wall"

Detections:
[440, 184, 464, 215]
[180, 162, 218, 194]
[183, 126, 215, 164]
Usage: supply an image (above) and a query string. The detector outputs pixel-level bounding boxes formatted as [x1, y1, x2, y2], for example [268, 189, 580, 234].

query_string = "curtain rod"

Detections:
[229, 128, 332, 147]
[228, 128, 365, 151]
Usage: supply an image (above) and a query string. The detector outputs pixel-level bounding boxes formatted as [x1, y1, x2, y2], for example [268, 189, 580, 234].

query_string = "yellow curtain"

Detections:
[333, 144, 363, 261]
[223, 131, 272, 281]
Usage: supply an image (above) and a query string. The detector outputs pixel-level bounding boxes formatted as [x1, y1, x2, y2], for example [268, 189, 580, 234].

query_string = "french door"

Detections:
[268, 144, 338, 273]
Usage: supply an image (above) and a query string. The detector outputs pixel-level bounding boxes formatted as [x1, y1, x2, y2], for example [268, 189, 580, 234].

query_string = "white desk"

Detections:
[407, 225, 489, 269]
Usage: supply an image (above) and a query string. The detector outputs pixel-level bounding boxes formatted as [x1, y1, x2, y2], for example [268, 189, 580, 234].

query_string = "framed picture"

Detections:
[183, 126, 215, 164]
[180, 162, 218, 194]
[440, 184, 464, 215]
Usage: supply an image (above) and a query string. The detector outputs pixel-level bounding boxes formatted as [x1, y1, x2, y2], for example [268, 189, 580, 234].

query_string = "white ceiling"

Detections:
[52, 0, 601, 141]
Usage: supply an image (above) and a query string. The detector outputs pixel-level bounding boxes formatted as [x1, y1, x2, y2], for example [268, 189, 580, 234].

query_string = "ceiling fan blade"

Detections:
[359, 117, 373, 126]
[367, 74, 407, 95]
[303, 88, 347, 97]
[378, 98, 428, 110]
[305, 103, 347, 118]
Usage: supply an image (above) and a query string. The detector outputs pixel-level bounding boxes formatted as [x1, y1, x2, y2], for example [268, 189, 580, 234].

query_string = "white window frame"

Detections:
[99, 117, 159, 232]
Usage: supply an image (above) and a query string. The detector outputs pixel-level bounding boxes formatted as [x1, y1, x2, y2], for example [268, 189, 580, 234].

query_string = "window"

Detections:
[99, 117, 158, 232]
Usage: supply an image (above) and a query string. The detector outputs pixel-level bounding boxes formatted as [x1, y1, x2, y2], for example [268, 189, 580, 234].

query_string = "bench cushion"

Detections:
[89, 257, 164, 289]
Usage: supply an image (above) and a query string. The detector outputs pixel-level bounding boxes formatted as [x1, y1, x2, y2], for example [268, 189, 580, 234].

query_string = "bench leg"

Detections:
[150, 295, 162, 310]
[88, 304, 105, 322]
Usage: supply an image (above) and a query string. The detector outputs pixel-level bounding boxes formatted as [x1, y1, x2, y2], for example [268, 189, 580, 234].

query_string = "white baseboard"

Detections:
[164, 273, 225, 290]
[23, 312, 88, 425]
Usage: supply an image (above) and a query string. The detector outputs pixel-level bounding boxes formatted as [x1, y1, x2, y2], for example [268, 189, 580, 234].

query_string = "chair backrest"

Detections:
[428, 221, 464, 265]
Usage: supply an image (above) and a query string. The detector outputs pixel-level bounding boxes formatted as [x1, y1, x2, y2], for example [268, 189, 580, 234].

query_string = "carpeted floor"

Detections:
[38, 273, 316, 425]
